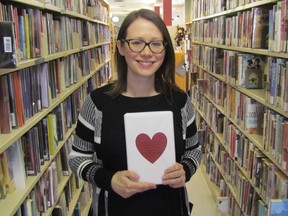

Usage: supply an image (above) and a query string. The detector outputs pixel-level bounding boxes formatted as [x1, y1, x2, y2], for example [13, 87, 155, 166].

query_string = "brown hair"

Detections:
[107, 9, 183, 101]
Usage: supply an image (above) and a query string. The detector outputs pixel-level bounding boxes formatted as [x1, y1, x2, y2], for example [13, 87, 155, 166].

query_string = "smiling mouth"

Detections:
[137, 60, 154, 65]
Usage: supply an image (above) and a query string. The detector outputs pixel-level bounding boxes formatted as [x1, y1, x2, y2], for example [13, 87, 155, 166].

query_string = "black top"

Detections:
[70, 84, 202, 216]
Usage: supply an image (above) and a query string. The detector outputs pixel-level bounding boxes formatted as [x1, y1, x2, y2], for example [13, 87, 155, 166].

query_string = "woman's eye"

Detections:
[151, 42, 161, 47]
[132, 40, 143, 45]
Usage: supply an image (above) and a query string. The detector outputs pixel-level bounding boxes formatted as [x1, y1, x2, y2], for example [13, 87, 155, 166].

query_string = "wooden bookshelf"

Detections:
[0, 0, 111, 215]
[187, 0, 288, 215]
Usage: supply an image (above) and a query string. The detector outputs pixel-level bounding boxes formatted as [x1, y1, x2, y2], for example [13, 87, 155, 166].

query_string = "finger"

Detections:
[122, 182, 157, 198]
[128, 181, 157, 191]
[164, 163, 182, 174]
[163, 175, 186, 188]
[162, 169, 184, 181]
[125, 170, 140, 179]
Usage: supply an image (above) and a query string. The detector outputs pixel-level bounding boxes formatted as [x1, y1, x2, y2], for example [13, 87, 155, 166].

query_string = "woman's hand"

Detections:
[162, 163, 186, 188]
[111, 170, 156, 198]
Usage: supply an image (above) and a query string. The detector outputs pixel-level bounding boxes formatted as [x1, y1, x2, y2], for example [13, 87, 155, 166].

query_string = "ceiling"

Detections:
[107, 0, 185, 15]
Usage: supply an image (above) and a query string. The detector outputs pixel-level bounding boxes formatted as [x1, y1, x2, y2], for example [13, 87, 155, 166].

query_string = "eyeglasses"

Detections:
[121, 39, 167, 54]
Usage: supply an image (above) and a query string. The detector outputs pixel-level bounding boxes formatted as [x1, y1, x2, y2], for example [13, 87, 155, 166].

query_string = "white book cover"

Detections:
[7, 140, 26, 189]
[124, 111, 176, 184]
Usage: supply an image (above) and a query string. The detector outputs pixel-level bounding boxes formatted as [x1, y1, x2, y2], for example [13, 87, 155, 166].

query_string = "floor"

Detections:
[186, 169, 223, 216]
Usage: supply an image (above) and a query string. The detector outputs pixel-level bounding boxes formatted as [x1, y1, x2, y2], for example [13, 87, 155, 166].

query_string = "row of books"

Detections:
[0, 99, 79, 198]
[263, 109, 288, 170]
[1, 0, 109, 23]
[0, 46, 110, 134]
[191, 6, 270, 49]
[192, 0, 264, 18]
[204, 151, 261, 215]
[87, 62, 111, 92]
[194, 80, 288, 170]
[202, 123, 288, 216]
[52, 178, 92, 216]
[0, 72, 108, 201]
[0, 3, 110, 67]
[225, 86, 265, 134]
[87, 0, 109, 23]
[191, 2, 288, 53]
[203, 143, 262, 216]
[189, 44, 288, 113]
[0, 130, 73, 201]
[266, 57, 288, 110]
[13, 162, 87, 216]
[194, 78, 265, 135]
[202, 94, 288, 191]
[12, 129, 91, 216]
[53, 181, 92, 216]
[190, 45, 265, 89]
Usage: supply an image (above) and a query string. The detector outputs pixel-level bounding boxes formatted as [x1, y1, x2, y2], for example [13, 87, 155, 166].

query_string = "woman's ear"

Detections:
[117, 40, 125, 56]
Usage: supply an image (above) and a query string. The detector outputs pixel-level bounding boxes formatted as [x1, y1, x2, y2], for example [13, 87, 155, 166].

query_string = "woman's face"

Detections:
[117, 18, 165, 80]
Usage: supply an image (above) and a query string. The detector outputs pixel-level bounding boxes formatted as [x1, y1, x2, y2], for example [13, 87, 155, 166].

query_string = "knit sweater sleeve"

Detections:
[68, 94, 115, 191]
[180, 95, 203, 182]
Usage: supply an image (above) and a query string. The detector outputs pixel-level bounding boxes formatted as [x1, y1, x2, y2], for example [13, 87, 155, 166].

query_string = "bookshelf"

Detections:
[186, 0, 288, 215]
[110, 22, 119, 81]
[0, 0, 111, 215]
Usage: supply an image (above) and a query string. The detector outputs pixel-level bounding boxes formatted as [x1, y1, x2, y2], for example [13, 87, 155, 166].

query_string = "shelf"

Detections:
[0, 60, 110, 153]
[0, 126, 75, 215]
[192, 0, 279, 21]
[0, 1, 111, 215]
[200, 164, 220, 201]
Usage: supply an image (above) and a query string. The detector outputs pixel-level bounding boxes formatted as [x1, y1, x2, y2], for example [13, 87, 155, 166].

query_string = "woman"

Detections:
[69, 9, 202, 216]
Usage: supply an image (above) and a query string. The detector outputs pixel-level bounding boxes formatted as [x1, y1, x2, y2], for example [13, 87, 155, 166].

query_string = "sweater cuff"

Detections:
[94, 168, 116, 191]
[181, 159, 197, 182]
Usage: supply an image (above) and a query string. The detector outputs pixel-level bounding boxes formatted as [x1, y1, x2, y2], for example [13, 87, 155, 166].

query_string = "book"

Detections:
[242, 55, 264, 89]
[7, 73, 18, 129]
[0, 21, 18, 68]
[40, 63, 49, 108]
[282, 122, 288, 171]
[0, 151, 16, 194]
[244, 97, 265, 134]
[52, 206, 63, 216]
[73, 202, 81, 216]
[275, 170, 288, 199]
[252, 148, 265, 188]
[6, 140, 27, 189]
[0, 75, 12, 134]
[41, 117, 50, 161]
[31, 127, 41, 174]
[258, 198, 267, 216]
[251, 7, 269, 49]
[47, 113, 58, 156]
[268, 198, 288, 216]
[21, 198, 33, 216]
[18, 9, 27, 60]
[0, 155, 6, 199]
[36, 122, 45, 165]
[20, 68, 32, 119]
[60, 140, 70, 176]
[124, 111, 176, 184]
[22, 130, 37, 176]
[12, 72, 25, 128]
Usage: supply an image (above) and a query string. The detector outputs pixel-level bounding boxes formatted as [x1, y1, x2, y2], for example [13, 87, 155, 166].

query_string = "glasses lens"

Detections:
[129, 40, 145, 52]
[149, 41, 165, 53]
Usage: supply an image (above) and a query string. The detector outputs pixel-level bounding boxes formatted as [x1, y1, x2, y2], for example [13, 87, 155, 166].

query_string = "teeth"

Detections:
[139, 61, 152, 65]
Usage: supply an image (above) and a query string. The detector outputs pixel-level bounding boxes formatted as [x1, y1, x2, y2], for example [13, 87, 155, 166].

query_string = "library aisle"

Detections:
[186, 169, 220, 216]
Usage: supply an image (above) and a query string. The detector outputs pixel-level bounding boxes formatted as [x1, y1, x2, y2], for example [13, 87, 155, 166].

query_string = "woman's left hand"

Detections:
[162, 163, 186, 188]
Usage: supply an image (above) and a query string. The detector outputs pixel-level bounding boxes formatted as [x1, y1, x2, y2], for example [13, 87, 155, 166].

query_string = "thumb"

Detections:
[126, 170, 140, 181]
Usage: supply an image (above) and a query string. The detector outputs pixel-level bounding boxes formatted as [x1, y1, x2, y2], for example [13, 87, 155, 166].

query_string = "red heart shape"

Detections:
[135, 132, 167, 164]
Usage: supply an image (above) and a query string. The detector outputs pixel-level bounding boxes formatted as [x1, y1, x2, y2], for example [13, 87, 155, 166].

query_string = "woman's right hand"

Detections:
[111, 170, 156, 198]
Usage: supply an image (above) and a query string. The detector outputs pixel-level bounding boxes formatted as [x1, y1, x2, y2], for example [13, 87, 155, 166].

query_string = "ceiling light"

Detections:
[112, 16, 119, 22]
